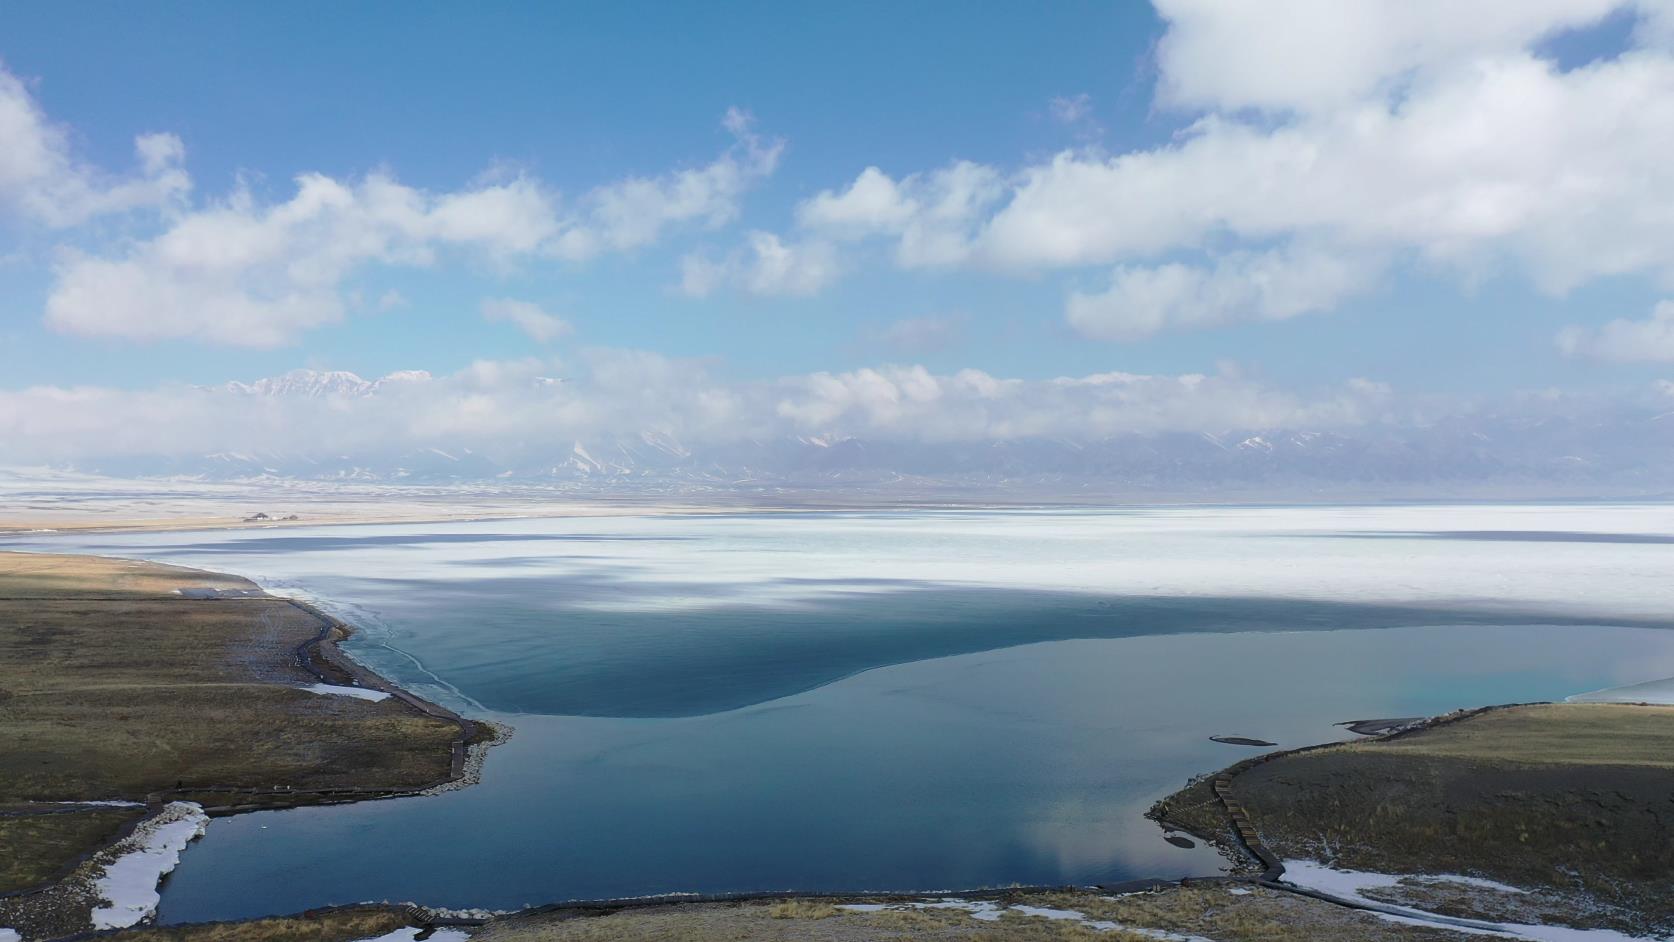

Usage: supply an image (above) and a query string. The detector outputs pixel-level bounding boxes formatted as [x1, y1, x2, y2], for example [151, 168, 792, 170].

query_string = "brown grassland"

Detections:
[0, 551, 462, 935]
[466, 885, 1482, 942]
[1156, 702, 1674, 935]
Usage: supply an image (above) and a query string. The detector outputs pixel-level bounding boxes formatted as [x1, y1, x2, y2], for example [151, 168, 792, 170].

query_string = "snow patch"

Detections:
[90, 802, 209, 929]
[1567, 676, 1674, 706]
[348, 929, 471, 942]
[1, 928, 20, 942]
[301, 683, 391, 702]
[1282, 860, 1665, 941]
[840, 899, 1213, 938]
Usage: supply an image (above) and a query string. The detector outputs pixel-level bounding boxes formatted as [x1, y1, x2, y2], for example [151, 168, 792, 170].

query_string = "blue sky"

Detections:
[1, 1, 1673, 463]
[0, 2, 1173, 386]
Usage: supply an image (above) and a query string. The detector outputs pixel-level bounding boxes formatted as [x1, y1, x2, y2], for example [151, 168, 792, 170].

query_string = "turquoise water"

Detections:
[10, 505, 1674, 919]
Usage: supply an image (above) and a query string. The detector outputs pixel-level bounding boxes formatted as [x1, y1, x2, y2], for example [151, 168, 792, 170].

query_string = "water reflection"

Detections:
[151, 625, 1674, 921]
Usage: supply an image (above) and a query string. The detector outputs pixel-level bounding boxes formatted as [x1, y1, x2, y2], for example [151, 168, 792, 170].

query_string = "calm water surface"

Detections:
[8, 504, 1673, 920]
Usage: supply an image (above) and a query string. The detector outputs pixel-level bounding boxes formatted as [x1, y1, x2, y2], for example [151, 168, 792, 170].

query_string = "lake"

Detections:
[9, 503, 1674, 920]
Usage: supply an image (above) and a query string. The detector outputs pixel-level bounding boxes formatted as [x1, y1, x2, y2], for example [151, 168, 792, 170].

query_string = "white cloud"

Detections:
[1066, 247, 1381, 339]
[30, 101, 777, 345]
[481, 297, 572, 343]
[797, 166, 918, 235]
[680, 232, 839, 298]
[979, 51, 1674, 291]
[797, 161, 1005, 268]
[0, 357, 1403, 464]
[44, 172, 561, 346]
[790, 3, 1674, 337]
[0, 65, 189, 226]
[1151, 0, 1633, 114]
[553, 108, 782, 261]
[1557, 300, 1674, 361]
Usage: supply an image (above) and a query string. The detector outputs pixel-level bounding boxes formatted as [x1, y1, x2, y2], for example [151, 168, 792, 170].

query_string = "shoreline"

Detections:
[0, 551, 484, 939]
[7, 491, 1673, 540]
[8, 548, 1670, 941]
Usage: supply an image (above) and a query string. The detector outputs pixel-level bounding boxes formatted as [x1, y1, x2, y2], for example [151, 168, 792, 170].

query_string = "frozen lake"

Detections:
[10, 503, 1674, 919]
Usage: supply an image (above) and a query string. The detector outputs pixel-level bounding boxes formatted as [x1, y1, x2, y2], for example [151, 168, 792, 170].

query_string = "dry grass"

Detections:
[475, 888, 1481, 941]
[0, 550, 460, 931]
[0, 553, 255, 600]
[0, 586, 459, 805]
[1352, 702, 1674, 767]
[1019, 887, 1472, 941]
[767, 900, 839, 919]
[100, 905, 411, 942]
[1160, 703, 1674, 934]
[0, 808, 145, 893]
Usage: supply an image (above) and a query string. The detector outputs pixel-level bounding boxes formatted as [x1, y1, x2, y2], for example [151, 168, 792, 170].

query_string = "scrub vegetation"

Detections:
[470, 886, 1480, 941]
[0, 552, 463, 937]
[1156, 702, 1674, 935]
[97, 906, 414, 942]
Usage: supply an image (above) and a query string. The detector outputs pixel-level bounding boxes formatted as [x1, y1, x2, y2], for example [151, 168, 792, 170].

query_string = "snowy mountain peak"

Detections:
[221, 368, 432, 398]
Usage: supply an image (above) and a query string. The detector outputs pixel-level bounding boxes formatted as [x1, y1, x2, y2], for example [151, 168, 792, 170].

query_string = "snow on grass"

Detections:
[1282, 860, 1669, 941]
[301, 683, 391, 702]
[1567, 677, 1674, 706]
[840, 900, 1003, 921]
[840, 899, 1214, 938]
[348, 929, 471, 942]
[89, 802, 209, 930]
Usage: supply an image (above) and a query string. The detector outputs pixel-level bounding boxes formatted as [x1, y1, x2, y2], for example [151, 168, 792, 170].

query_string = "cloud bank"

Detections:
[0, 357, 1405, 465]
[784, 1, 1674, 336]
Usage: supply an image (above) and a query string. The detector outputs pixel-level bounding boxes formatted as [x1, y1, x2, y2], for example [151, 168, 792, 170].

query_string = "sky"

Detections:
[2, 1, 1673, 465]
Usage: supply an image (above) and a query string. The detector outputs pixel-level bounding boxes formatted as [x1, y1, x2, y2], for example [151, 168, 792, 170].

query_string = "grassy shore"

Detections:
[0, 552, 467, 938]
[93, 886, 1481, 942]
[1154, 701, 1674, 936]
[449, 885, 1483, 941]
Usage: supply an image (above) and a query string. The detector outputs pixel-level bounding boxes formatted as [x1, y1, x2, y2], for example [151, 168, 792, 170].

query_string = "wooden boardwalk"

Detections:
[1211, 777, 1284, 882]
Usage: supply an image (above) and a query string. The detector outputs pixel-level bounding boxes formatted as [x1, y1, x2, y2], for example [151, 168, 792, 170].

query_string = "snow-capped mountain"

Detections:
[220, 369, 432, 398]
[76, 369, 1674, 497]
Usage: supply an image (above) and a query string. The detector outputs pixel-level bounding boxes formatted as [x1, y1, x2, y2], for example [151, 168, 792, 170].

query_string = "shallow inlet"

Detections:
[6, 503, 1671, 920]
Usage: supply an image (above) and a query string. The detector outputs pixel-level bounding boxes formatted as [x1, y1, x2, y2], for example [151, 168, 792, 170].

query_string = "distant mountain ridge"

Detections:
[84, 368, 1674, 497]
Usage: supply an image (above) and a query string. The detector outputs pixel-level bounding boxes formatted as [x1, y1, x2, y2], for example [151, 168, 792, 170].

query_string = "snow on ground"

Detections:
[840, 899, 1214, 939]
[1567, 677, 1674, 705]
[1282, 860, 1670, 941]
[840, 900, 1001, 921]
[1, 927, 20, 942]
[348, 929, 470, 942]
[301, 683, 391, 702]
[89, 803, 209, 930]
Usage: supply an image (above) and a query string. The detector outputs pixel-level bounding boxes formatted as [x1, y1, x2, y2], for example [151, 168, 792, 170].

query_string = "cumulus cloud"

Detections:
[789, 2, 1674, 337]
[11, 75, 778, 345]
[0, 65, 189, 226]
[552, 108, 782, 260]
[45, 172, 560, 346]
[0, 356, 1402, 464]
[679, 231, 839, 297]
[1066, 248, 1381, 339]
[797, 161, 1005, 268]
[1557, 300, 1674, 362]
[481, 297, 572, 343]
[1150, 0, 1634, 113]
